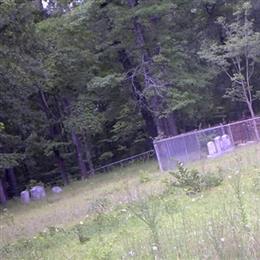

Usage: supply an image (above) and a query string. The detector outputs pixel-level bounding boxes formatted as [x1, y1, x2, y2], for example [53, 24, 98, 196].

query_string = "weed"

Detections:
[139, 170, 151, 183]
[128, 196, 162, 258]
[169, 162, 223, 194]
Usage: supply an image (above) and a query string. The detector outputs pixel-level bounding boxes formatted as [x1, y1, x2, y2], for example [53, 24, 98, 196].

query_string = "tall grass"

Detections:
[1, 144, 260, 259]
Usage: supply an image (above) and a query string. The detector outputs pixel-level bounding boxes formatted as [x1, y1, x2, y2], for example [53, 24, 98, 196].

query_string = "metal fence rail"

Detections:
[17, 150, 155, 189]
[90, 149, 155, 174]
[154, 117, 260, 171]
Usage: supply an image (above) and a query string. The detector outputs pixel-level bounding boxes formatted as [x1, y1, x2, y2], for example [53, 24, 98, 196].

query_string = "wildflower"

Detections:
[220, 237, 225, 242]
[152, 245, 158, 251]
[128, 250, 135, 256]
[121, 209, 127, 213]
[79, 221, 84, 225]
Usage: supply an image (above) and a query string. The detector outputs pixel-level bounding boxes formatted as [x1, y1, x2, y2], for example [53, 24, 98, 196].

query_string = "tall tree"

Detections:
[199, 2, 260, 140]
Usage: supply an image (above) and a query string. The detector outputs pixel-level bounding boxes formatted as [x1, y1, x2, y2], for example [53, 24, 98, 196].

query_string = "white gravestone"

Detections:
[214, 136, 222, 153]
[207, 141, 217, 157]
[52, 186, 63, 194]
[20, 190, 30, 204]
[221, 134, 233, 151]
[30, 186, 46, 200]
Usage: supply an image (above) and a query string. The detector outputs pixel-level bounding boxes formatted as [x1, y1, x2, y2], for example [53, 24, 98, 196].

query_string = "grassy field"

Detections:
[1, 144, 260, 259]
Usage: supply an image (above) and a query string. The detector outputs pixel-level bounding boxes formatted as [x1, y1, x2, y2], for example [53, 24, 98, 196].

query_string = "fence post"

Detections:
[154, 143, 163, 172]
[228, 123, 235, 146]
[195, 131, 201, 160]
[166, 141, 173, 170]
[183, 136, 189, 162]
[220, 123, 225, 135]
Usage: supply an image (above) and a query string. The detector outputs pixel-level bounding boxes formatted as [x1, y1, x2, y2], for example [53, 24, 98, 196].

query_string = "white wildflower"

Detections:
[128, 250, 135, 256]
[152, 245, 158, 251]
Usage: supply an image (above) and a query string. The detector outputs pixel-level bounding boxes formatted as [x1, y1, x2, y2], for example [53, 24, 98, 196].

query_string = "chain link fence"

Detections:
[16, 150, 155, 190]
[154, 117, 260, 171]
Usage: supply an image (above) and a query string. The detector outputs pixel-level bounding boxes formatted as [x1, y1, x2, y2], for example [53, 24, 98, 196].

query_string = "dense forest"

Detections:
[0, 0, 260, 203]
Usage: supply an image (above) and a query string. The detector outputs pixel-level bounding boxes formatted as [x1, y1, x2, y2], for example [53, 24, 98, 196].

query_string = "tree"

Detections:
[199, 2, 260, 140]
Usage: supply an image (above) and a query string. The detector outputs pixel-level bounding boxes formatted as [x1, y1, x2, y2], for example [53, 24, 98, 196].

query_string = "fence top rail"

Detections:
[84, 149, 155, 173]
[227, 116, 260, 126]
[153, 116, 260, 144]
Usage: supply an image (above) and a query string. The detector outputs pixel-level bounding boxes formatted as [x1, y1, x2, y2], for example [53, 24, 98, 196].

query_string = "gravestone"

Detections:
[214, 136, 222, 153]
[30, 186, 46, 200]
[51, 186, 62, 194]
[20, 190, 30, 204]
[221, 134, 233, 151]
[207, 141, 217, 157]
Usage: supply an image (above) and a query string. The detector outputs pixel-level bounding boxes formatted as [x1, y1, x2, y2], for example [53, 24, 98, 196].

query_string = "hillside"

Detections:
[1, 144, 260, 259]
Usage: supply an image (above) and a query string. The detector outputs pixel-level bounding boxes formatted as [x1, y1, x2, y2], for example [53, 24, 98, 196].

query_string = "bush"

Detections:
[169, 162, 223, 193]
[202, 169, 224, 189]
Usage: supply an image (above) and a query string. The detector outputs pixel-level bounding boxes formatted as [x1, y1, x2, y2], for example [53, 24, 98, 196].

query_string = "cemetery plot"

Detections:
[154, 117, 260, 171]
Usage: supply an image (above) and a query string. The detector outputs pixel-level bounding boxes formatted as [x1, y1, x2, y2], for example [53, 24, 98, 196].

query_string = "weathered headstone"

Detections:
[30, 186, 46, 200]
[51, 186, 62, 194]
[207, 141, 217, 157]
[20, 190, 30, 204]
[221, 134, 232, 151]
[214, 136, 222, 153]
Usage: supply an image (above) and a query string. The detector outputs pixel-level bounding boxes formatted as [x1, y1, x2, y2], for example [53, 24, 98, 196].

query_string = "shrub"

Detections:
[169, 162, 202, 193]
[169, 162, 223, 193]
[202, 169, 224, 189]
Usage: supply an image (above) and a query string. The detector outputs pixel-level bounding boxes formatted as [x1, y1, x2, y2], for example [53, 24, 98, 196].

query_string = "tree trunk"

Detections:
[0, 177, 7, 205]
[5, 168, 18, 197]
[54, 150, 69, 185]
[84, 135, 95, 175]
[247, 102, 260, 141]
[71, 130, 88, 180]
[85, 146, 94, 175]
[38, 90, 71, 183]
[118, 49, 158, 138]
[126, 0, 178, 138]
[157, 113, 178, 137]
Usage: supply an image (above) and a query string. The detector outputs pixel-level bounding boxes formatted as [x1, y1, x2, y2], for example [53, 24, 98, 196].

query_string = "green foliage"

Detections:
[1, 146, 260, 258]
[170, 162, 203, 193]
[199, 2, 260, 107]
[0, 123, 4, 132]
[1, 0, 260, 194]
[0, 153, 22, 169]
[169, 162, 223, 193]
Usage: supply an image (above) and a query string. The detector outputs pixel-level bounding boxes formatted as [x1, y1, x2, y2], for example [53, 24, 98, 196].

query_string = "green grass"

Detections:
[1, 144, 260, 259]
